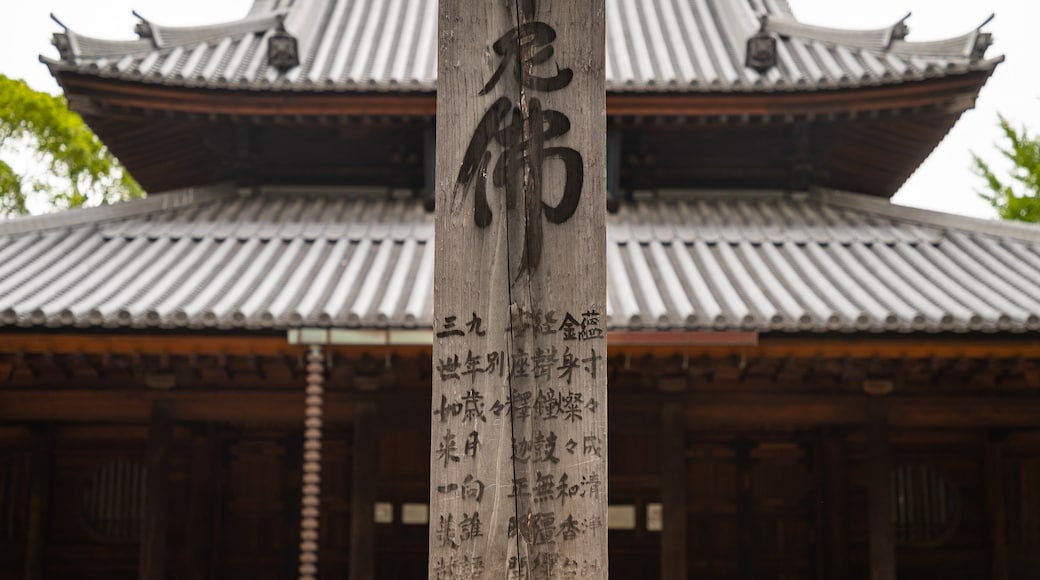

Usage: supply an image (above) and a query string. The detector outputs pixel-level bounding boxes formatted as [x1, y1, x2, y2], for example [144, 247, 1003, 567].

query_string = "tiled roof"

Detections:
[46, 0, 998, 93]
[3, 186, 1040, 334]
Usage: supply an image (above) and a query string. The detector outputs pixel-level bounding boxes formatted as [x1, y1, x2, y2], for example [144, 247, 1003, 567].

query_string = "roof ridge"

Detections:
[138, 11, 286, 51]
[0, 184, 236, 238]
[51, 6, 280, 61]
[763, 12, 910, 52]
[814, 187, 1040, 244]
[763, 12, 994, 61]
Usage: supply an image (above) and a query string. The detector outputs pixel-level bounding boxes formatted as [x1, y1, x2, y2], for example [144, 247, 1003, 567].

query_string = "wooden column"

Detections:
[433, 0, 606, 577]
[735, 441, 757, 580]
[822, 431, 849, 580]
[984, 431, 1009, 580]
[140, 405, 172, 580]
[183, 426, 215, 579]
[24, 425, 52, 580]
[661, 403, 687, 580]
[866, 399, 895, 580]
[349, 402, 376, 580]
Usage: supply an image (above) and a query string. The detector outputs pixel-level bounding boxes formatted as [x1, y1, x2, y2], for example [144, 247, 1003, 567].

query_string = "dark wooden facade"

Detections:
[1, 337, 1039, 578]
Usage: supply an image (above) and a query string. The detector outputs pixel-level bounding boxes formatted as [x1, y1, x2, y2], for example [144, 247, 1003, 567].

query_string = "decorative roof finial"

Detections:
[889, 13, 911, 45]
[50, 13, 74, 62]
[268, 13, 300, 73]
[746, 15, 777, 73]
[52, 33, 73, 62]
[132, 10, 157, 46]
[970, 14, 995, 61]
[971, 32, 993, 61]
[49, 13, 67, 30]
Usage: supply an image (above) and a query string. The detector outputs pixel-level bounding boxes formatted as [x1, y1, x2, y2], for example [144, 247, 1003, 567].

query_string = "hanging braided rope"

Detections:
[299, 346, 324, 580]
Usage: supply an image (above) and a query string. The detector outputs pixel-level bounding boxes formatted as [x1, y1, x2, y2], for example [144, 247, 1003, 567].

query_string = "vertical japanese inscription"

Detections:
[434, 1, 606, 578]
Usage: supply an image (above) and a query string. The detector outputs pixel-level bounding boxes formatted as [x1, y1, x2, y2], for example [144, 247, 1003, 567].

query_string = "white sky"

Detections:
[1, 0, 1037, 219]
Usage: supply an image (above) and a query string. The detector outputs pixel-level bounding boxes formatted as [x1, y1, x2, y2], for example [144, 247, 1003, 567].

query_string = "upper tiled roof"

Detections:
[3, 186, 1040, 334]
[45, 0, 999, 93]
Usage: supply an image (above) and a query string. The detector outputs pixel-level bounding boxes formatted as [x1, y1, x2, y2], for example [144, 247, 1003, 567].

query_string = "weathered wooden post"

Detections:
[432, 0, 606, 577]
[140, 404, 172, 580]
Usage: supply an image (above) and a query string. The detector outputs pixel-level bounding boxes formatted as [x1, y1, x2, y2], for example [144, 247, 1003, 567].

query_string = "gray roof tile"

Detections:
[3, 186, 1040, 334]
[47, 0, 998, 93]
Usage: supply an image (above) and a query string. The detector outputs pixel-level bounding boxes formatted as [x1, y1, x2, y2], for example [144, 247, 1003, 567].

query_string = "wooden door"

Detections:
[216, 433, 300, 580]
[46, 426, 149, 580]
[687, 438, 817, 580]
[609, 430, 661, 578]
[375, 429, 429, 578]
[1004, 432, 1040, 579]
[0, 429, 32, 577]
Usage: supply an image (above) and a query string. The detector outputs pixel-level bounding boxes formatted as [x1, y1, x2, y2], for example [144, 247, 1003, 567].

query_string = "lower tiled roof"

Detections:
[2, 186, 1040, 333]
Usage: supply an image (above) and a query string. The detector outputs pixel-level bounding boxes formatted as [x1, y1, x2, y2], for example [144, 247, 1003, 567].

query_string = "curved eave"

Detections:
[51, 63, 998, 121]
[45, 53, 1001, 96]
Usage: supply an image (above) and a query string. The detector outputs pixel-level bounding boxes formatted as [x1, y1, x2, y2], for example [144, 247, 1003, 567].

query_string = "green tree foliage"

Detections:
[973, 115, 1040, 223]
[0, 74, 142, 217]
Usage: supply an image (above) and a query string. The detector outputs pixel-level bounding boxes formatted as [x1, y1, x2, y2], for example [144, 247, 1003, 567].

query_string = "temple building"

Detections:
[2, 0, 1039, 578]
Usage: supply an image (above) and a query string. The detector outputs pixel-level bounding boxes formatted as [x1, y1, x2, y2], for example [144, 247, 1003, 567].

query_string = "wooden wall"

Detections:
[0, 352, 1038, 579]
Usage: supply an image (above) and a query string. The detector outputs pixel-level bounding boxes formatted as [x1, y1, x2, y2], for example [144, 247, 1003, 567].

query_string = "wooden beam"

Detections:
[660, 403, 687, 580]
[4, 391, 1040, 428]
[610, 337, 1040, 359]
[985, 431, 1009, 580]
[0, 390, 331, 422]
[682, 394, 865, 427]
[681, 394, 1040, 428]
[349, 402, 376, 580]
[140, 405, 172, 580]
[23, 425, 52, 580]
[866, 399, 896, 580]
[4, 333, 1040, 360]
[0, 334, 299, 356]
[887, 398, 1040, 428]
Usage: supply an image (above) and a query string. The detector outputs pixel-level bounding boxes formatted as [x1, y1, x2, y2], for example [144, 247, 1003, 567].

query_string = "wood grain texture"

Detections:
[349, 403, 376, 580]
[866, 399, 896, 580]
[660, 404, 687, 579]
[984, 433, 1009, 580]
[23, 427, 51, 580]
[433, 1, 606, 577]
[6, 333, 1040, 360]
[139, 405, 171, 580]
[183, 430, 215, 580]
[823, 433, 849, 580]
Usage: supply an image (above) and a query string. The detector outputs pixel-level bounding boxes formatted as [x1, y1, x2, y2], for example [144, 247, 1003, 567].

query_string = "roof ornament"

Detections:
[884, 13, 911, 49]
[746, 14, 778, 73]
[49, 14, 74, 62]
[132, 10, 158, 48]
[970, 14, 995, 61]
[268, 13, 300, 73]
